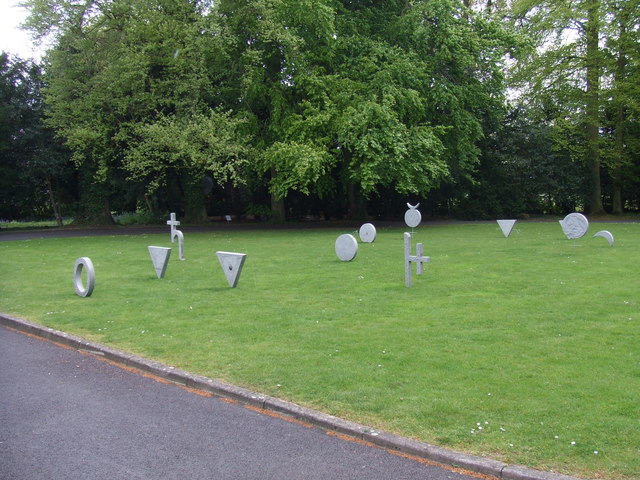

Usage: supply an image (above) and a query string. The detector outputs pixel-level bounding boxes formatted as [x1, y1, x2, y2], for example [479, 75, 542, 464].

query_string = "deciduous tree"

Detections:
[0, 52, 72, 223]
[510, 0, 640, 214]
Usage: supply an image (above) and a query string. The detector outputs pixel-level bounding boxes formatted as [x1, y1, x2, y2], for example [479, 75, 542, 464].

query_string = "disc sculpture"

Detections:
[335, 234, 358, 261]
[559, 213, 589, 239]
[359, 223, 377, 243]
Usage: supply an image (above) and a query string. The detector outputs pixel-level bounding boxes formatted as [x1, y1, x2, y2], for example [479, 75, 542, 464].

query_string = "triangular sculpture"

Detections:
[148, 246, 171, 278]
[216, 251, 247, 288]
[497, 219, 516, 238]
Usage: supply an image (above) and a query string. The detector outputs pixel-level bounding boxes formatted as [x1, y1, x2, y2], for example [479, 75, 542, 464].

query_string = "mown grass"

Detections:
[0, 222, 638, 479]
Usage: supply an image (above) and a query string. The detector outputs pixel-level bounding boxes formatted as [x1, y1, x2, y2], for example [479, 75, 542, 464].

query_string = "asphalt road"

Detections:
[0, 325, 480, 480]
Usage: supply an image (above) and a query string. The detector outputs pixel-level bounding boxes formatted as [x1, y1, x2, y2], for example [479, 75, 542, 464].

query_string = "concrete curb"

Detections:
[1, 313, 591, 480]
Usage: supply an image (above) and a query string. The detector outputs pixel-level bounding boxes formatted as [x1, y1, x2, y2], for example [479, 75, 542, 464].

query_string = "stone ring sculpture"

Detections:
[73, 257, 95, 297]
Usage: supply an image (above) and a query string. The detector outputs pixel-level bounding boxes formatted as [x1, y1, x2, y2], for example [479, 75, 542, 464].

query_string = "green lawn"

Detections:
[1, 222, 638, 479]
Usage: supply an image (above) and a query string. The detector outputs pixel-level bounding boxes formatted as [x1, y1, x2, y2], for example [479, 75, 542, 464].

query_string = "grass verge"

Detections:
[0, 222, 638, 479]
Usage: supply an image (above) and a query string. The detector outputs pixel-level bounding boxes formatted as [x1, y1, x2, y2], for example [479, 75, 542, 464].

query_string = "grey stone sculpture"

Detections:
[404, 203, 422, 228]
[73, 257, 95, 297]
[404, 232, 430, 288]
[335, 234, 358, 261]
[167, 213, 184, 260]
[167, 212, 180, 239]
[148, 246, 171, 278]
[359, 223, 377, 243]
[216, 251, 247, 287]
[173, 229, 185, 260]
[559, 213, 589, 239]
[497, 219, 516, 238]
[593, 230, 614, 247]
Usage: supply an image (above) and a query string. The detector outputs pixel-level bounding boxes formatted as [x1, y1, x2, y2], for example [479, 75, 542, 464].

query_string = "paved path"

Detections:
[0, 325, 480, 480]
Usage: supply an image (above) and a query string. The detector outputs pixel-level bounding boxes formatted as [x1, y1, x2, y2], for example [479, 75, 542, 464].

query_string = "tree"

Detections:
[18, 0, 524, 223]
[23, 0, 251, 223]
[510, 0, 640, 214]
[210, 0, 339, 221]
[27, 0, 141, 223]
[214, 0, 518, 220]
[123, 110, 252, 221]
[0, 52, 72, 223]
[468, 106, 587, 218]
[602, 0, 640, 213]
[330, 0, 519, 218]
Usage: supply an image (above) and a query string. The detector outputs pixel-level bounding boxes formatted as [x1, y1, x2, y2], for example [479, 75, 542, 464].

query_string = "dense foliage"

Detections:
[509, 0, 640, 214]
[1, 0, 638, 223]
[0, 52, 72, 223]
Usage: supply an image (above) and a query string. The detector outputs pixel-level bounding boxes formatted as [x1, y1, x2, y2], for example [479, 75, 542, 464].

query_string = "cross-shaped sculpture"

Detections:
[404, 232, 430, 287]
[166, 212, 181, 240]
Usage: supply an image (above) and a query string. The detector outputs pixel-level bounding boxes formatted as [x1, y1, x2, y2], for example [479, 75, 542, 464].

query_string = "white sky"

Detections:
[0, 0, 44, 61]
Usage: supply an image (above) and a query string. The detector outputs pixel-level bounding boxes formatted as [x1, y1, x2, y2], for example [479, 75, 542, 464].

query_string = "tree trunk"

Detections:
[144, 194, 155, 217]
[612, 90, 625, 214]
[585, 157, 603, 214]
[101, 197, 113, 223]
[584, 0, 605, 215]
[347, 182, 366, 220]
[184, 203, 207, 223]
[270, 167, 286, 223]
[612, 168, 623, 214]
[270, 193, 286, 223]
[45, 174, 64, 227]
[611, 6, 629, 215]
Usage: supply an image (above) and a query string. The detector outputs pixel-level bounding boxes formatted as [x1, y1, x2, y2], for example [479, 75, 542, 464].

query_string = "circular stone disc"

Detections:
[359, 223, 377, 243]
[562, 213, 589, 239]
[404, 208, 422, 228]
[335, 234, 358, 261]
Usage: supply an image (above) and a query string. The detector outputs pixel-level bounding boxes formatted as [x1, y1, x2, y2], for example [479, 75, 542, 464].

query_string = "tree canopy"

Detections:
[510, 0, 640, 214]
[0, 52, 71, 223]
[1, 0, 638, 223]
